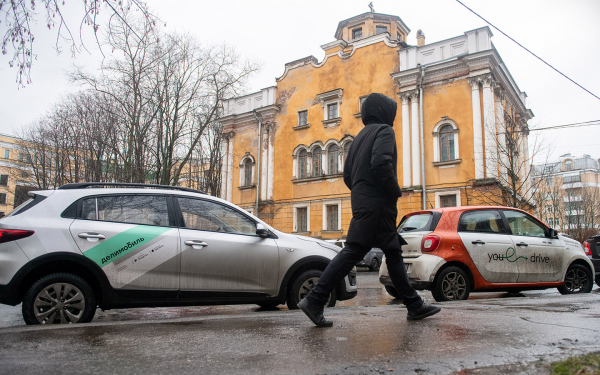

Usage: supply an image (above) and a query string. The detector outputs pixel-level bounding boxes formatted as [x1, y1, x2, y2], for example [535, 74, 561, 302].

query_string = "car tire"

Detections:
[287, 269, 336, 310]
[384, 285, 401, 299]
[369, 258, 380, 272]
[22, 273, 96, 325]
[558, 264, 593, 295]
[431, 266, 471, 302]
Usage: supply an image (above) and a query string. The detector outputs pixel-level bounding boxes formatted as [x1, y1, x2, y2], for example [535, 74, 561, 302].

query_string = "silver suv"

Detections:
[0, 183, 357, 324]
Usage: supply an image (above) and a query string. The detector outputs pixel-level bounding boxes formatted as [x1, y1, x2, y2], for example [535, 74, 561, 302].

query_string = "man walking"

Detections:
[298, 93, 441, 327]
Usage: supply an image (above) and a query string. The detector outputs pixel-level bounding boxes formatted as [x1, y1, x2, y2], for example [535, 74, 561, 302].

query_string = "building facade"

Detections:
[220, 11, 534, 239]
[533, 154, 600, 232]
[0, 134, 36, 216]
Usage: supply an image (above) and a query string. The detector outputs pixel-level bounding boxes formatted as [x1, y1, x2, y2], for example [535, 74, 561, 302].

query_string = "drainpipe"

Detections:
[253, 110, 262, 216]
[418, 65, 427, 210]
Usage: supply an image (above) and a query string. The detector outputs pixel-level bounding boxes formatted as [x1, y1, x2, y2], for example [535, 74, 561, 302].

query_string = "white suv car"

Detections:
[0, 183, 357, 324]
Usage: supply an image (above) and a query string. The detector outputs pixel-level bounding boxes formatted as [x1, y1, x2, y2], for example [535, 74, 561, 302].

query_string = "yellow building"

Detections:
[0, 134, 37, 216]
[220, 11, 534, 239]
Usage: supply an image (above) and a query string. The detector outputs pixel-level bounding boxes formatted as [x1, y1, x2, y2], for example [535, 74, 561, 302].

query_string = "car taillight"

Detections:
[0, 229, 34, 244]
[583, 241, 591, 256]
[421, 235, 440, 252]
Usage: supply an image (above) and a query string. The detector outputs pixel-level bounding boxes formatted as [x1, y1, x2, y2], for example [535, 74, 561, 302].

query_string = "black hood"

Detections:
[361, 93, 397, 127]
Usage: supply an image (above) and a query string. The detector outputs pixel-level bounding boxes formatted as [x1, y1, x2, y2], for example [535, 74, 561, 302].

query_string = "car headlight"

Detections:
[317, 242, 341, 253]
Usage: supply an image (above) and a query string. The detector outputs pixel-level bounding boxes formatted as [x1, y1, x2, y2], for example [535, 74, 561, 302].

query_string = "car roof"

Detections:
[407, 206, 530, 215]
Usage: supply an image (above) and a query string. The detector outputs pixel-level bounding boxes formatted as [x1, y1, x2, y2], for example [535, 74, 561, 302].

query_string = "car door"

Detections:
[69, 194, 180, 291]
[501, 209, 564, 283]
[457, 209, 518, 283]
[176, 197, 280, 296]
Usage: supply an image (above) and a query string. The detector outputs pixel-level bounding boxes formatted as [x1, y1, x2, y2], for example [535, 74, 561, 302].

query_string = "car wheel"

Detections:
[558, 264, 593, 295]
[287, 270, 336, 310]
[384, 285, 401, 299]
[432, 266, 471, 302]
[369, 258, 380, 272]
[22, 273, 96, 325]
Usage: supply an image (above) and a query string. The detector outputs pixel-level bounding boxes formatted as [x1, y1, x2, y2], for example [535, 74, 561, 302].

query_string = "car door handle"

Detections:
[516, 242, 528, 247]
[471, 240, 485, 245]
[78, 232, 106, 240]
[184, 240, 208, 247]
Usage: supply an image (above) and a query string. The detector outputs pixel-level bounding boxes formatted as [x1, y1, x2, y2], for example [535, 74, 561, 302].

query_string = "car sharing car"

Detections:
[380, 206, 594, 302]
[583, 234, 600, 287]
[0, 183, 357, 325]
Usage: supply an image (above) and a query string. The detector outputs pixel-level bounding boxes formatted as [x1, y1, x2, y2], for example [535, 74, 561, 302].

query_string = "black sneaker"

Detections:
[406, 303, 441, 321]
[298, 299, 333, 327]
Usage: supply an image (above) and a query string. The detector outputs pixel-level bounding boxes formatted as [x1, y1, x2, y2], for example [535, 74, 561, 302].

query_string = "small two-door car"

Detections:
[0, 183, 357, 324]
[380, 206, 594, 301]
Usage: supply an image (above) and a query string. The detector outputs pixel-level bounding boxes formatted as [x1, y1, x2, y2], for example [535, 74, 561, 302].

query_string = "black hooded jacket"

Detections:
[343, 93, 403, 249]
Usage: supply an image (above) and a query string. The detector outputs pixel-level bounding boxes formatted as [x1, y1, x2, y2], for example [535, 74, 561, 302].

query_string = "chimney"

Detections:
[416, 30, 425, 46]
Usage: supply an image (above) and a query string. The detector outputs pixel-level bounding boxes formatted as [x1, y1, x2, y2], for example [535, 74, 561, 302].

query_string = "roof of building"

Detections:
[334, 12, 410, 40]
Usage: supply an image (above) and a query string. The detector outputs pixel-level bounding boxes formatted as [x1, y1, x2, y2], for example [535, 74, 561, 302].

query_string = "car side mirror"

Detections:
[256, 223, 270, 238]
[548, 228, 558, 239]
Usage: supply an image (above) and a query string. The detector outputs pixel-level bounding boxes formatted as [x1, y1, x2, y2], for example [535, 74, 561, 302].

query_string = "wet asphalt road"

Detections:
[0, 270, 599, 374]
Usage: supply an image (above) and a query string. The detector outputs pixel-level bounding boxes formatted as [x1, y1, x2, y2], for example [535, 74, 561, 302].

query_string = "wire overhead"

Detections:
[455, 0, 600, 101]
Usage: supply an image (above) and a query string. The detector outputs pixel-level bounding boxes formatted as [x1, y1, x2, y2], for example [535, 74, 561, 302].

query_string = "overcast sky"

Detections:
[1, 0, 599, 162]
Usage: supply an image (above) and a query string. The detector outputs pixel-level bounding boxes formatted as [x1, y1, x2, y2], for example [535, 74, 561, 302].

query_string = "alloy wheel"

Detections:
[298, 277, 331, 305]
[441, 272, 467, 300]
[564, 268, 590, 293]
[33, 282, 86, 324]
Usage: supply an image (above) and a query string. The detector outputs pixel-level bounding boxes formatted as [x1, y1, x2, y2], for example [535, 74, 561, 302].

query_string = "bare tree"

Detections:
[470, 110, 551, 210]
[1, 0, 159, 86]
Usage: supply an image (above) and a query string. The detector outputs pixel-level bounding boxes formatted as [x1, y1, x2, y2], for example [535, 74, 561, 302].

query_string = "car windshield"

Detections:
[398, 213, 433, 233]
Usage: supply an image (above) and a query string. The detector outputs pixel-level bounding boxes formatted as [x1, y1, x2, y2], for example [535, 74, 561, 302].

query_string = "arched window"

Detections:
[343, 142, 352, 158]
[298, 149, 308, 179]
[328, 144, 339, 174]
[244, 159, 252, 186]
[313, 147, 322, 177]
[565, 160, 573, 171]
[439, 125, 455, 161]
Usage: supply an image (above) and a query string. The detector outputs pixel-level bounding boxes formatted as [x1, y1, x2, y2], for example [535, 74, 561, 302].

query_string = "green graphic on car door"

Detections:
[83, 225, 171, 266]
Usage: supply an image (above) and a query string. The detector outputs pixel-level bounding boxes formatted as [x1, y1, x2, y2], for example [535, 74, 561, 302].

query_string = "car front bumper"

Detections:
[338, 267, 358, 301]
[379, 254, 446, 291]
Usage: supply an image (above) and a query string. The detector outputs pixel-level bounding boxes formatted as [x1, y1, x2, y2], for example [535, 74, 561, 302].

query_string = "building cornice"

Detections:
[219, 104, 280, 128]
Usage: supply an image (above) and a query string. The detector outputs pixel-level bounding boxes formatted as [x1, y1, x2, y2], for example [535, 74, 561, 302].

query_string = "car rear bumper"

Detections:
[379, 254, 446, 290]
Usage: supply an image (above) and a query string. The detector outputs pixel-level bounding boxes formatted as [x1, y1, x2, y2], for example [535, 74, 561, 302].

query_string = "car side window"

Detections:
[81, 195, 169, 226]
[502, 210, 546, 238]
[178, 197, 256, 235]
[458, 210, 505, 233]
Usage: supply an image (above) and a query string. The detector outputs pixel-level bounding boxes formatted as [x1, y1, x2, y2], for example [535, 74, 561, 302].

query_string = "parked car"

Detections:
[583, 234, 600, 287]
[356, 248, 384, 271]
[380, 206, 595, 302]
[325, 240, 384, 271]
[0, 183, 357, 325]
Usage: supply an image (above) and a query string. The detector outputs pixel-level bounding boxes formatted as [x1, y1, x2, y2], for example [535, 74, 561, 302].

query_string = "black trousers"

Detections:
[306, 241, 423, 311]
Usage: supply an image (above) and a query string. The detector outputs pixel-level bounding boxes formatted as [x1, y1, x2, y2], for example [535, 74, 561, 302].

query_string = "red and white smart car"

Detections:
[379, 206, 595, 302]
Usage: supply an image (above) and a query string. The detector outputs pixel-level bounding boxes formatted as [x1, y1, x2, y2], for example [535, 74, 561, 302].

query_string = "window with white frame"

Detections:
[435, 190, 460, 209]
[294, 203, 310, 233]
[546, 205, 553, 213]
[358, 96, 367, 113]
[548, 218, 554, 227]
[328, 144, 339, 174]
[352, 27, 362, 39]
[322, 199, 341, 231]
[298, 149, 308, 179]
[3, 149, 9, 159]
[297, 207, 308, 232]
[239, 154, 255, 187]
[565, 160, 573, 171]
[432, 119, 460, 163]
[327, 103, 338, 120]
[312, 147, 322, 177]
[439, 125, 455, 161]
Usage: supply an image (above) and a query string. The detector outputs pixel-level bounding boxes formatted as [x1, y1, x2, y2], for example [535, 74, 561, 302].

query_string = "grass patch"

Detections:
[551, 353, 600, 375]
